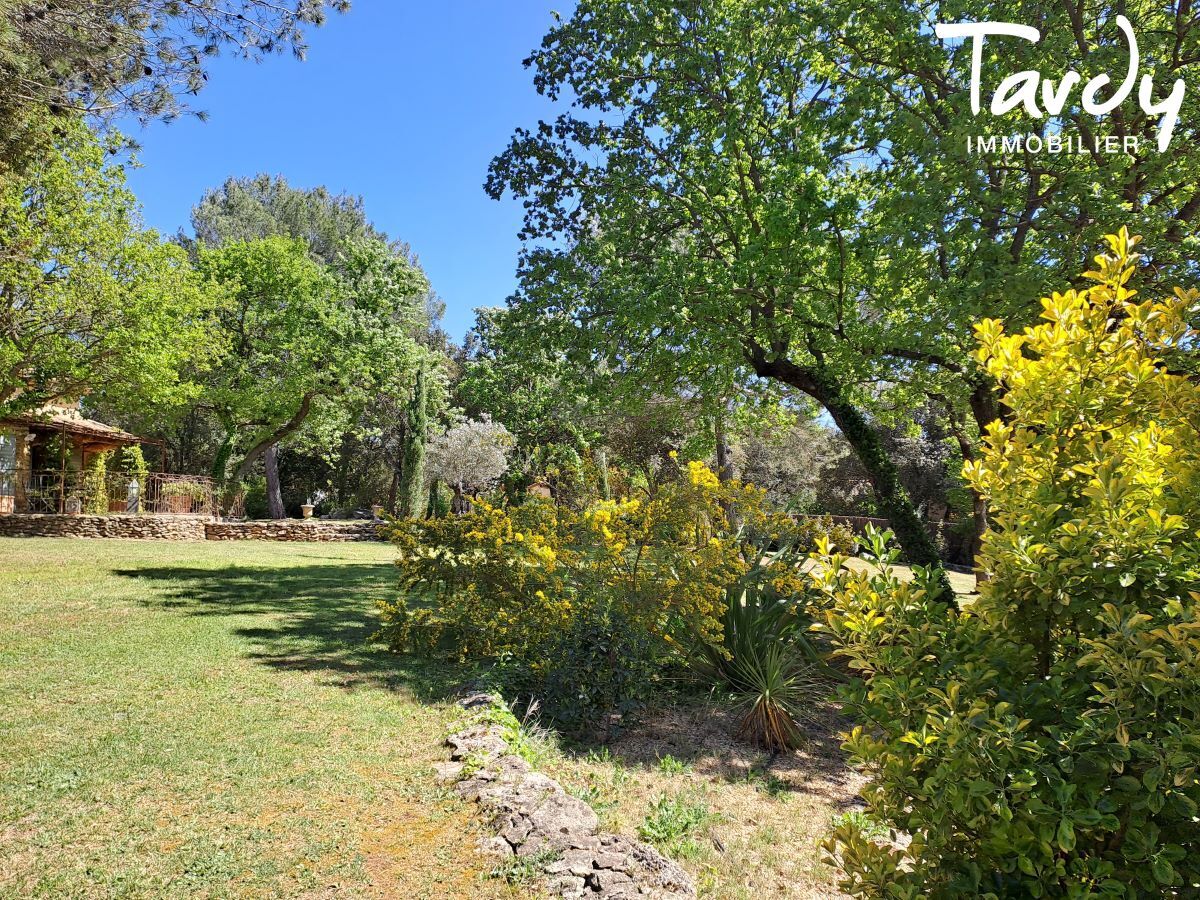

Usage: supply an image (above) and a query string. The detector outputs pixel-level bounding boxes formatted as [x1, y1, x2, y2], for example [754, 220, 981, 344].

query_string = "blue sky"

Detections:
[123, 2, 564, 343]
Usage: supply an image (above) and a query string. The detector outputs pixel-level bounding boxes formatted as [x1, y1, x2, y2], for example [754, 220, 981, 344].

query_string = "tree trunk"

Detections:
[748, 354, 949, 590]
[595, 446, 611, 500]
[228, 394, 315, 487]
[715, 415, 734, 484]
[221, 393, 316, 514]
[387, 467, 399, 515]
[265, 444, 285, 519]
[819, 387, 942, 568]
[211, 433, 234, 483]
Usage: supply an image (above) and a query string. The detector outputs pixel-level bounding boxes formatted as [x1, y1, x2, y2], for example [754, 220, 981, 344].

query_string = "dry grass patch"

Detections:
[543, 699, 865, 899]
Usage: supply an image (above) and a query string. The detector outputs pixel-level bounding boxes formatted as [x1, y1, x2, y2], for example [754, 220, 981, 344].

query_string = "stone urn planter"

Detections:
[300, 504, 314, 519]
[371, 504, 384, 519]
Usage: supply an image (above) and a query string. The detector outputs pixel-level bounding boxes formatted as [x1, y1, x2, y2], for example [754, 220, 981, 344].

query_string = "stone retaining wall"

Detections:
[0, 515, 384, 542]
[0, 514, 209, 541]
[203, 520, 383, 542]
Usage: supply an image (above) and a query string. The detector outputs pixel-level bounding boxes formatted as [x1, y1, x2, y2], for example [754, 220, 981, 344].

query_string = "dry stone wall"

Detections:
[203, 520, 382, 542]
[0, 515, 383, 542]
[438, 691, 696, 900]
[0, 514, 208, 540]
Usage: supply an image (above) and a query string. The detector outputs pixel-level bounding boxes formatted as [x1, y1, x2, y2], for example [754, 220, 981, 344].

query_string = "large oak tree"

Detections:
[487, 0, 1200, 567]
[197, 235, 427, 510]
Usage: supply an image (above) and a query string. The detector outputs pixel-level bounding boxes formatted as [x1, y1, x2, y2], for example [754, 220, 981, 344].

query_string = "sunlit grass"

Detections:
[0, 538, 523, 899]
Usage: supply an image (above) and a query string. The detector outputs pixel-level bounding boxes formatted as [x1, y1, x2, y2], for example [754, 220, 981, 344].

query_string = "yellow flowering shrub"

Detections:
[818, 230, 1200, 897]
[379, 461, 820, 724]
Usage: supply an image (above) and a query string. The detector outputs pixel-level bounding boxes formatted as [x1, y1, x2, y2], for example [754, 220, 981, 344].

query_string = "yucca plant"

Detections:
[693, 583, 823, 751]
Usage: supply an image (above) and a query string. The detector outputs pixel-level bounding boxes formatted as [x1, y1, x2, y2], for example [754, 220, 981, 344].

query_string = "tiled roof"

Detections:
[0, 408, 144, 444]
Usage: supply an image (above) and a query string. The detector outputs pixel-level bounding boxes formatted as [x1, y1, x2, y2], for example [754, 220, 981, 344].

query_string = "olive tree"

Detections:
[426, 417, 513, 513]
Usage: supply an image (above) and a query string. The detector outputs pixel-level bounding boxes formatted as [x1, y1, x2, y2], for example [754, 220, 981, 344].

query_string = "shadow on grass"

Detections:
[115, 561, 467, 702]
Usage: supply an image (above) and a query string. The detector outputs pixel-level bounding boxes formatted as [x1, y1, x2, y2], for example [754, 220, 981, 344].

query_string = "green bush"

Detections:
[637, 793, 713, 859]
[80, 451, 110, 514]
[509, 602, 664, 732]
[791, 514, 859, 556]
[816, 232, 1200, 897]
[379, 465, 746, 729]
[242, 477, 268, 519]
[378, 462, 815, 730]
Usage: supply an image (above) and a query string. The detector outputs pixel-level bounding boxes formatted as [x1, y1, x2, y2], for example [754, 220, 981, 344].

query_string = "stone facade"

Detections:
[439, 691, 696, 900]
[0, 515, 384, 542]
[203, 520, 383, 542]
[0, 513, 209, 541]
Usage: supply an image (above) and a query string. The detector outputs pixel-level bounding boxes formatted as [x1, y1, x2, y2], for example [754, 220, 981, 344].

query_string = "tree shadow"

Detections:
[115, 561, 465, 701]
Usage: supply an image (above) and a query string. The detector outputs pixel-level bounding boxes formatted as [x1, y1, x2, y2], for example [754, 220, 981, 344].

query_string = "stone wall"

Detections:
[440, 691, 696, 900]
[203, 520, 383, 542]
[0, 514, 384, 542]
[0, 513, 209, 540]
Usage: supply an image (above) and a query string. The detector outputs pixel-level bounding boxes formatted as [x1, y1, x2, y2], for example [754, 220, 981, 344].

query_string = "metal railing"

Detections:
[14, 470, 217, 517]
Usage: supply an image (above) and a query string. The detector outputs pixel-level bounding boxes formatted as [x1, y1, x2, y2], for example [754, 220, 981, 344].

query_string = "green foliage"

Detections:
[456, 306, 599, 497]
[0, 118, 221, 418]
[0, 3, 347, 177]
[637, 794, 713, 859]
[189, 174, 400, 267]
[816, 234, 1200, 898]
[424, 417, 514, 510]
[380, 462, 802, 727]
[118, 446, 148, 481]
[425, 480, 451, 519]
[657, 755, 690, 776]
[489, 848, 562, 887]
[81, 452, 110, 515]
[691, 523, 832, 751]
[695, 588, 824, 753]
[160, 481, 210, 502]
[566, 780, 617, 814]
[181, 176, 436, 513]
[196, 235, 427, 492]
[791, 516, 858, 558]
[488, 0, 1200, 571]
[396, 367, 428, 518]
[241, 476, 268, 520]
[830, 811, 890, 844]
[117, 446, 149, 509]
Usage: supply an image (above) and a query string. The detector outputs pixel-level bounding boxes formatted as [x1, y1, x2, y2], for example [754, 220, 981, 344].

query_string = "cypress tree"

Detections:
[397, 367, 428, 518]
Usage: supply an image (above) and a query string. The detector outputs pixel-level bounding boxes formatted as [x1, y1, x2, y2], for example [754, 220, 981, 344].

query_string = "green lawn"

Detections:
[0, 538, 518, 899]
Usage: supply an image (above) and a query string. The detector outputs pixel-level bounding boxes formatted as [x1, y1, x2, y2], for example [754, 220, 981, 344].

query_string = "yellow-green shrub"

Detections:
[380, 461, 811, 725]
[817, 230, 1200, 897]
[81, 450, 110, 515]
